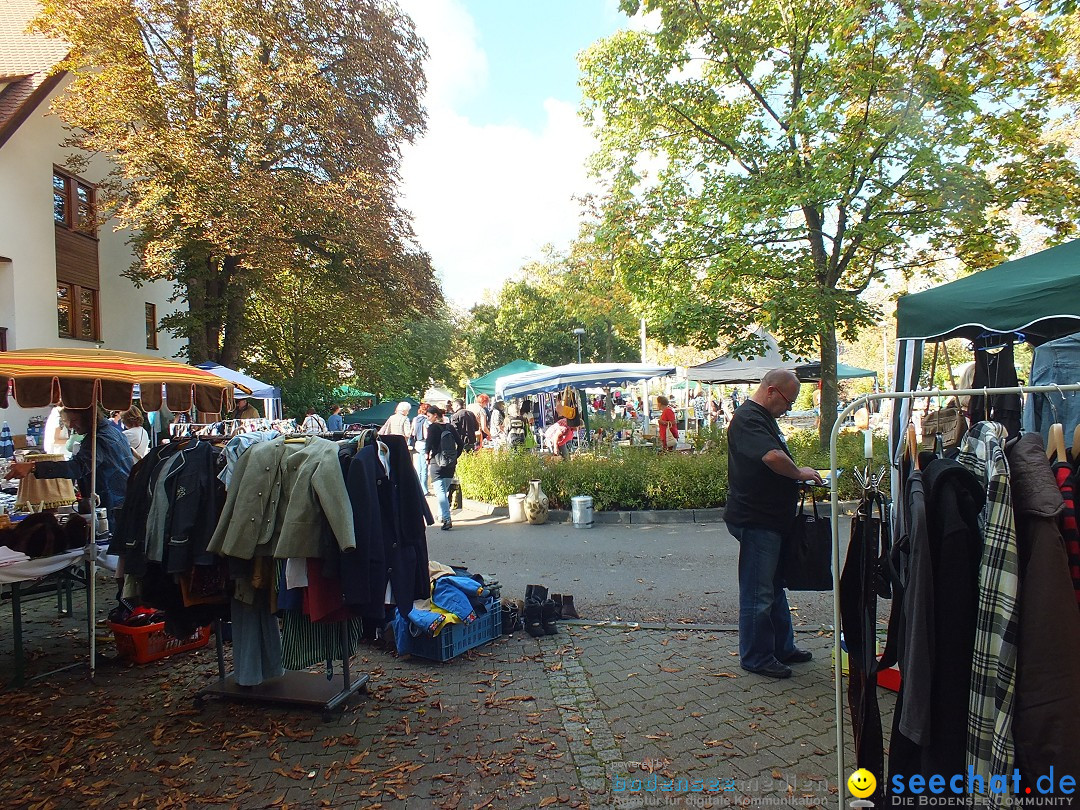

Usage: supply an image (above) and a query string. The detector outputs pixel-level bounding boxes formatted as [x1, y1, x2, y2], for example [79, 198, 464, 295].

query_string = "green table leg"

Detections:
[11, 581, 24, 687]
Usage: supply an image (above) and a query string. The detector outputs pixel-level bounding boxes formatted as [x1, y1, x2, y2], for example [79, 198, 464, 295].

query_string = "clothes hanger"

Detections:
[1048, 423, 1067, 462]
[905, 422, 920, 471]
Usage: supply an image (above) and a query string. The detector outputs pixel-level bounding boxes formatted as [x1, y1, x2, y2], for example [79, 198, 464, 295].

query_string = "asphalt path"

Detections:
[423, 501, 856, 630]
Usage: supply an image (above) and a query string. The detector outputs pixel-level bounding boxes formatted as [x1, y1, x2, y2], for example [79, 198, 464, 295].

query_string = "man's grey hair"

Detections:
[395, 401, 412, 414]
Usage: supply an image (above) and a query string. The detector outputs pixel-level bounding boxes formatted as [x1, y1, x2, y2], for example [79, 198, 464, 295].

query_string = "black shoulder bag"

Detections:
[781, 486, 834, 591]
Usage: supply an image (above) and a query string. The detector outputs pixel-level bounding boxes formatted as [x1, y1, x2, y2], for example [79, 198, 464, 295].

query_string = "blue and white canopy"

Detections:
[495, 363, 676, 399]
[195, 362, 280, 399]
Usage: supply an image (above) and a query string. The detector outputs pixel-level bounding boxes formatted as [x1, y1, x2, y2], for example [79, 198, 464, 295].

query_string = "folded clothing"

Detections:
[431, 578, 477, 623]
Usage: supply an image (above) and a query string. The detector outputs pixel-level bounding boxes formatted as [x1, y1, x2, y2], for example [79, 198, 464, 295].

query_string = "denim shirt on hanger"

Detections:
[1022, 335, 1080, 441]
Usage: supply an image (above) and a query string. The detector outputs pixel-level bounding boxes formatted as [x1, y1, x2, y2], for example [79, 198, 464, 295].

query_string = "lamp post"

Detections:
[572, 328, 585, 364]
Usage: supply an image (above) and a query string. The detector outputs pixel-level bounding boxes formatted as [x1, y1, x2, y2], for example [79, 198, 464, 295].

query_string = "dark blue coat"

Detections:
[341, 434, 432, 621]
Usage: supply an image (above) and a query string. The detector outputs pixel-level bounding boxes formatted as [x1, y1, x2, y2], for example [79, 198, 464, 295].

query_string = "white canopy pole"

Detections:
[88, 411, 98, 679]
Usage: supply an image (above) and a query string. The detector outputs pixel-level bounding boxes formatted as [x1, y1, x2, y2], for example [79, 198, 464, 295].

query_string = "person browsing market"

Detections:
[231, 396, 259, 420]
[725, 368, 822, 679]
[4, 405, 133, 528]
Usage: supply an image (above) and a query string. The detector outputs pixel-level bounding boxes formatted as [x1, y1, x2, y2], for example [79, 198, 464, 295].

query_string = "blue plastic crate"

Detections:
[410, 598, 501, 662]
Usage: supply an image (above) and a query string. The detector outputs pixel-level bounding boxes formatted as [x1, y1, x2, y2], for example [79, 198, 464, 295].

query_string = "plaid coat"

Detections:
[957, 421, 1018, 783]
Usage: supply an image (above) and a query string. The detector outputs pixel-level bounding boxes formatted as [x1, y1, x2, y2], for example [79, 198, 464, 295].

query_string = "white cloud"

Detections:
[398, 0, 603, 307]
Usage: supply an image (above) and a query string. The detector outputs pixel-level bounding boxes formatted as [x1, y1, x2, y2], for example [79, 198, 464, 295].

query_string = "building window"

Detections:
[145, 303, 158, 349]
[57, 283, 99, 341]
[52, 169, 95, 236]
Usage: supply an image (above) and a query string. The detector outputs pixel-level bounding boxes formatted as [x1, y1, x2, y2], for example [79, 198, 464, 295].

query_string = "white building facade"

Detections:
[1, 1, 185, 435]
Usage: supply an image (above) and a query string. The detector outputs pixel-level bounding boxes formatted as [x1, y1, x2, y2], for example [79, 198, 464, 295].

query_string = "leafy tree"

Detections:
[456, 242, 642, 379]
[581, 0, 1080, 443]
[36, 0, 432, 366]
[360, 314, 457, 400]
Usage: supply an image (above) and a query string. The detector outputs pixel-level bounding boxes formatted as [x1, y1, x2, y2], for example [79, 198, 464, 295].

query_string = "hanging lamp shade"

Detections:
[14, 455, 77, 511]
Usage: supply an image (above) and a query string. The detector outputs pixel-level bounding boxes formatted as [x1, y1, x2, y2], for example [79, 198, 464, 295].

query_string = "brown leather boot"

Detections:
[560, 594, 580, 619]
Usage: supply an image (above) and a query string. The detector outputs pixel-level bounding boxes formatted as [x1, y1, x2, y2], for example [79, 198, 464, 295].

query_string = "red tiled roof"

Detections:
[0, 0, 69, 145]
[0, 0, 68, 78]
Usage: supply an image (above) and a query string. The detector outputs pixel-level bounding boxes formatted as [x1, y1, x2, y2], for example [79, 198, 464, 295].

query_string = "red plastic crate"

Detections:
[109, 621, 211, 664]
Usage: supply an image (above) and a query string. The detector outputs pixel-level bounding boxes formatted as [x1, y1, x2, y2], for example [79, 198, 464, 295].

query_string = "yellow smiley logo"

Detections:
[848, 769, 876, 798]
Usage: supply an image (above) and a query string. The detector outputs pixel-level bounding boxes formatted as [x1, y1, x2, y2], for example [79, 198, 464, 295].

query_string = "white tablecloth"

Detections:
[0, 547, 83, 584]
[0, 542, 116, 584]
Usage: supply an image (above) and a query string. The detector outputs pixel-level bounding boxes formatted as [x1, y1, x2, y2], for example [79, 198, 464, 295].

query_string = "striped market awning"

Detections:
[0, 347, 245, 413]
[495, 362, 677, 399]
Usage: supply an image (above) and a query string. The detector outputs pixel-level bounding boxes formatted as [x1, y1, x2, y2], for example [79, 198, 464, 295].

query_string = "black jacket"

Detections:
[161, 441, 222, 574]
[341, 434, 433, 621]
[427, 421, 463, 479]
[449, 408, 479, 451]
[112, 441, 221, 576]
[888, 457, 984, 783]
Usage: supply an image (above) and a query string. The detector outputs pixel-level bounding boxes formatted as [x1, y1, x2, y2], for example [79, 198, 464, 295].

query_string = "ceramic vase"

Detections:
[524, 479, 549, 525]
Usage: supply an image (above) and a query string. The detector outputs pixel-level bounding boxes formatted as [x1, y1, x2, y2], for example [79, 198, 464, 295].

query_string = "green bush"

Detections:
[784, 429, 892, 500]
[456, 427, 889, 511]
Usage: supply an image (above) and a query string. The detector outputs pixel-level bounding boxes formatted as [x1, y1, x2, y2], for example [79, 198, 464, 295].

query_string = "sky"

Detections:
[397, 0, 627, 308]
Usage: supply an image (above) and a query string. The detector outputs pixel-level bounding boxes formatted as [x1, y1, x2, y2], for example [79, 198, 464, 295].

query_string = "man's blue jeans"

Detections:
[728, 523, 797, 670]
[432, 476, 452, 522]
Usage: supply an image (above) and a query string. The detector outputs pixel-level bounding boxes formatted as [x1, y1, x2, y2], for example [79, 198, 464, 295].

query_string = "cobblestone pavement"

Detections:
[0, 580, 896, 810]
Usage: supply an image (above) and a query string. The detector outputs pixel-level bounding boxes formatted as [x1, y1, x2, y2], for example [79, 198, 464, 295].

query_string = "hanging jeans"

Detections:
[729, 524, 797, 670]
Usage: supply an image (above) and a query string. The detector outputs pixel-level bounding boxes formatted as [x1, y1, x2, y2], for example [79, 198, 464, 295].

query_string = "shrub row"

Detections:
[455, 429, 891, 511]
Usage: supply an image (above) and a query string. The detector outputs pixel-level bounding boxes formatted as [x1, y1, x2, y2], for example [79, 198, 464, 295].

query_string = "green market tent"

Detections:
[896, 238, 1080, 344]
[335, 384, 375, 399]
[343, 398, 420, 425]
[892, 238, 1080, 462]
[467, 359, 547, 401]
[795, 361, 878, 382]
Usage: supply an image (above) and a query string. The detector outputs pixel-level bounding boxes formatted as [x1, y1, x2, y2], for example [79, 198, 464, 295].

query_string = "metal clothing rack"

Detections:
[194, 431, 394, 716]
[194, 617, 368, 720]
[827, 381, 1080, 810]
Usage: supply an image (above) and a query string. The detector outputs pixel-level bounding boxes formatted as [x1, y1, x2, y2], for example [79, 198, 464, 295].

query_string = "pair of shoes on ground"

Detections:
[524, 584, 559, 637]
[742, 649, 813, 680]
[550, 593, 580, 620]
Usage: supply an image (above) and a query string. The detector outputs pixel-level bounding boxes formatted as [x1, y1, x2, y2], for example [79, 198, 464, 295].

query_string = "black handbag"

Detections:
[781, 487, 833, 591]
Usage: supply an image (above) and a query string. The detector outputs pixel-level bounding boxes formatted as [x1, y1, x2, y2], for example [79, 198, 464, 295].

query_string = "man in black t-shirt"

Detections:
[726, 368, 823, 679]
[449, 399, 479, 452]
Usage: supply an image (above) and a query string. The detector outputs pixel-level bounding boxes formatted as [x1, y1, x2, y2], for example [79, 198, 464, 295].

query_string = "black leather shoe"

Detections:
[441, 519, 452, 531]
[742, 661, 793, 679]
[781, 649, 813, 664]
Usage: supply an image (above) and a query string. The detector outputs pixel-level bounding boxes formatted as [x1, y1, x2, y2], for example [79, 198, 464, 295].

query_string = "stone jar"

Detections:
[524, 479, 549, 525]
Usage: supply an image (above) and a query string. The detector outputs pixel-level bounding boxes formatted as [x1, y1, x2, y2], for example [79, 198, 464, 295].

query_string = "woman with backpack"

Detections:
[425, 406, 463, 531]
[411, 403, 431, 496]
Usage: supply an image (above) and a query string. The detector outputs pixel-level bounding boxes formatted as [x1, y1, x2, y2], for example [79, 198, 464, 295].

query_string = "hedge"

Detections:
[455, 429, 890, 511]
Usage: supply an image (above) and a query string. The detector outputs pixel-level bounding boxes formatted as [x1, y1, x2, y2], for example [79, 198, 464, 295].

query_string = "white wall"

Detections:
[0, 74, 185, 435]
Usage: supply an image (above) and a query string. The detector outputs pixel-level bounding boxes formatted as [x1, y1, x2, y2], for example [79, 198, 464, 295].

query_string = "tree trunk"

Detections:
[219, 256, 247, 368]
[185, 276, 209, 363]
[818, 326, 838, 449]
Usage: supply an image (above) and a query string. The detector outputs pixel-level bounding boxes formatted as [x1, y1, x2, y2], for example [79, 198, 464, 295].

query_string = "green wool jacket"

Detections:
[207, 435, 355, 560]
